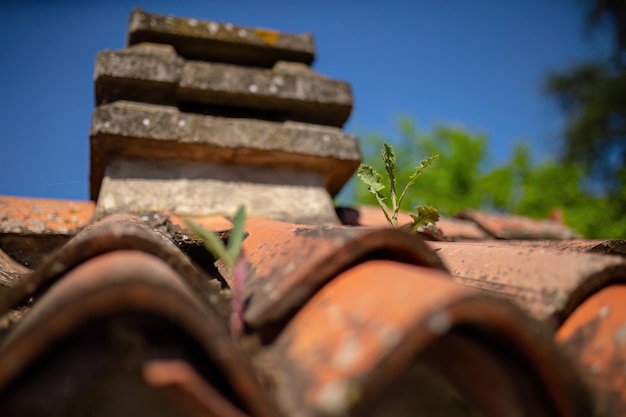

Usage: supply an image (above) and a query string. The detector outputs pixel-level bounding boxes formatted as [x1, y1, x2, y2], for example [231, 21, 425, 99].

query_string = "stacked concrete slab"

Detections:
[90, 8, 360, 225]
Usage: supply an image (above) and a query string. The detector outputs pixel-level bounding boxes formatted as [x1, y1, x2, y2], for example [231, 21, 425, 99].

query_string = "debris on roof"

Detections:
[0, 8, 624, 417]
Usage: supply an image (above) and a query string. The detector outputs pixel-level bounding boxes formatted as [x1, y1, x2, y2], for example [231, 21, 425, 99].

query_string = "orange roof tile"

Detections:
[490, 239, 626, 256]
[265, 260, 591, 417]
[0, 7, 622, 416]
[0, 205, 616, 416]
[456, 209, 580, 240]
[0, 196, 94, 235]
[556, 284, 626, 417]
[428, 241, 626, 326]
[238, 217, 445, 329]
[0, 250, 276, 417]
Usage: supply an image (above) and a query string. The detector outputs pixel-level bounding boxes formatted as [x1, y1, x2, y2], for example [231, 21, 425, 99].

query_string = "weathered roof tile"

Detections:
[0, 196, 93, 235]
[492, 239, 626, 256]
[0, 7, 621, 416]
[429, 240, 626, 415]
[556, 284, 626, 417]
[238, 217, 445, 329]
[437, 216, 492, 240]
[0, 249, 30, 289]
[429, 241, 626, 327]
[0, 213, 221, 319]
[0, 196, 95, 268]
[0, 250, 276, 417]
[456, 209, 580, 240]
[262, 260, 592, 417]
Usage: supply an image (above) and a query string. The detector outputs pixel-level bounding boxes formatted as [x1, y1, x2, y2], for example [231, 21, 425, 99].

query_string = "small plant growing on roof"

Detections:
[185, 206, 247, 340]
[358, 142, 440, 231]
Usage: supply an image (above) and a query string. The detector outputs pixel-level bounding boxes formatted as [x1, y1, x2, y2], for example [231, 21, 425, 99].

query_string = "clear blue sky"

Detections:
[0, 1, 611, 203]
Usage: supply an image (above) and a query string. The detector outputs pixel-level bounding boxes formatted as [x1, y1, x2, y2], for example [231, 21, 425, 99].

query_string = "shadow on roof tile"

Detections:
[0, 249, 30, 289]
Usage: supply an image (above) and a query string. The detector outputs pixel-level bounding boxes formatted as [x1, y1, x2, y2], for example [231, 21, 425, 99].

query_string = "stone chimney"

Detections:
[90, 8, 360, 225]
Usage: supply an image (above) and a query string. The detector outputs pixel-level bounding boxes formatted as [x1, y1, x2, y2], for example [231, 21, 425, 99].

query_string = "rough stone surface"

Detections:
[96, 157, 339, 225]
[90, 101, 360, 200]
[127, 8, 315, 66]
[94, 43, 183, 83]
[94, 48, 352, 126]
[94, 45, 184, 106]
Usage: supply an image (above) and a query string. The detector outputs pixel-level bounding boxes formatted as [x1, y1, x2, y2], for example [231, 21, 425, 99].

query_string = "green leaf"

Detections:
[409, 205, 440, 232]
[357, 163, 392, 226]
[398, 154, 440, 208]
[412, 154, 440, 181]
[185, 219, 234, 269]
[226, 205, 246, 263]
[357, 163, 389, 210]
[382, 142, 398, 220]
[357, 164, 385, 193]
[382, 142, 396, 186]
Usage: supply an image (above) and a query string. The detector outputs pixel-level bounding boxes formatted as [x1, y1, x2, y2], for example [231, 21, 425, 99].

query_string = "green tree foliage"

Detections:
[545, 62, 626, 183]
[545, 0, 626, 189]
[354, 119, 626, 238]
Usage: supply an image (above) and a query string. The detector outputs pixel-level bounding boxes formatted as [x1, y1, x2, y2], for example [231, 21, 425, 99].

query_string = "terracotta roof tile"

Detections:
[456, 209, 580, 240]
[336, 205, 414, 228]
[491, 239, 626, 256]
[337, 206, 565, 241]
[436, 216, 492, 240]
[238, 217, 445, 329]
[430, 241, 626, 416]
[556, 284, 626, 417]
[0, 7, 622, 416]
[0, 213, 221, 321]
[262, 260, 592, 417]
[0, 250, 276, 417]
[0, 196, 95, 268]
[0, 210, 609, 416]
[0, 249, 30, 289]
[0, 196, 94, 235]
[428, 241, 626, 326]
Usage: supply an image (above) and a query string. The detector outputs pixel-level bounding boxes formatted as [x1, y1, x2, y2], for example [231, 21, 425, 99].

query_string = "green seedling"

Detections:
[185, 206, 247, 339]
[358, 142, 440, 230]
